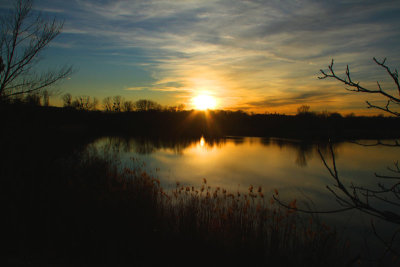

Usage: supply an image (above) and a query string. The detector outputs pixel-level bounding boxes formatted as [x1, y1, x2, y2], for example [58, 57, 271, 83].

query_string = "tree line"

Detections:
[61, 93, 185, 112]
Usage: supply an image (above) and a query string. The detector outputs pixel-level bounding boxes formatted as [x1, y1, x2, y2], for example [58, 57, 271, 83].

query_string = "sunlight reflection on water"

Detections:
[89, 136, 399, 257]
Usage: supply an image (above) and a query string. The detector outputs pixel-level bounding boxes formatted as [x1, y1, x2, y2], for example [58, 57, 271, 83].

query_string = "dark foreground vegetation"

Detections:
[3, 128, 351, 266]
[3, 104, 399, 266]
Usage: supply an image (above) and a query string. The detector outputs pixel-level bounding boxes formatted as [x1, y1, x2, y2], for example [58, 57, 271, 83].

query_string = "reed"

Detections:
[104, 158, 345, 266]
[5, 146, 348, 265]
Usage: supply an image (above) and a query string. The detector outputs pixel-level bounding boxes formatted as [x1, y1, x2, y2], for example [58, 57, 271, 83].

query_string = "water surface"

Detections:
[89, 136, 399, 258]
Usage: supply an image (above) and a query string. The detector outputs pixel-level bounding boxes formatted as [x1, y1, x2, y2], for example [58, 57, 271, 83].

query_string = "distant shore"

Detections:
[2, 103, 399, 141]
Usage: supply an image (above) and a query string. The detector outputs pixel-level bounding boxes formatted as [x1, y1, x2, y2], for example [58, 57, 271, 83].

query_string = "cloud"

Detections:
[124, 87, 146, 91]
[63, 0, 400, 66]
[247, 90, 348, 108]
[33, 0, 400, 112]
[125, 81, 187, 92]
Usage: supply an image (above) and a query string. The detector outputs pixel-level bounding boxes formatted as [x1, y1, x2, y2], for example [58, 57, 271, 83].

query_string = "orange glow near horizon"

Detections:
[191, 94, 217, 110]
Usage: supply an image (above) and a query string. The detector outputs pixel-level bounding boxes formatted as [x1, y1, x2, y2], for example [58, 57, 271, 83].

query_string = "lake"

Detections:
[89, 135, 399, 259]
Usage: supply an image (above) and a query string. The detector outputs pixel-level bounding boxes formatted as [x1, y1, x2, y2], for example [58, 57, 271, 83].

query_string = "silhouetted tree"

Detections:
[61, 93, 72, 107]
[177, 103, 185, 111]
[316, 58, 400, 258]
[0, 0, 73, 101]
[297, 105, 310, 115]
[42, 90, 49, 106]
[24, 91, 41, 106]
[123, 100, 134, 112]
[319, 58, 399, 116]
[135, 99, 161, 111]
[317, 58, 400, 223]
[276, 58, 400, 261]
[72, 96, 97, 111]
[166, 103, 186, 112]
[103, 96, 112, 111]
[296, 105, 315, 117]
[92, 97, 99, 111]
[317, 143, 399, 224]
[113, 95, 122, 112]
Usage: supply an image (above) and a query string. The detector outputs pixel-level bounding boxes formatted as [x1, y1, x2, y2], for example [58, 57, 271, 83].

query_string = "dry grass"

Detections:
[5, 146, 348, 265]
[99, 157, 345, 266]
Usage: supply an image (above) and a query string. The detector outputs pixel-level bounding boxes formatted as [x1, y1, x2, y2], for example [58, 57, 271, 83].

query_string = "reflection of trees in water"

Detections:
[266, 138, 339, 167]
[95, 136, 341, 166]
[96, 136, 227, 155]
[295, 147, 312, 167]
[228, 136, 245, 145]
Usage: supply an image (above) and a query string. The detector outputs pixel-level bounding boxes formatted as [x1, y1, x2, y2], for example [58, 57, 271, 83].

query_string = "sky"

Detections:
[1, 0, 400, 114]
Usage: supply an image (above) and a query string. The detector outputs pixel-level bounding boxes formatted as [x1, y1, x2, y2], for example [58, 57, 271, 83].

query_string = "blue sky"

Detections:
[1, 0, 400, 114]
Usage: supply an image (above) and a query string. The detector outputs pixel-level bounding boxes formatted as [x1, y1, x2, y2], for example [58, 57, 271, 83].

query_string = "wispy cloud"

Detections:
[125, 81, 187, 92]
[124, 87, 146, 91]
[247, 90, 348, 108]
[31, 0, 400, 112]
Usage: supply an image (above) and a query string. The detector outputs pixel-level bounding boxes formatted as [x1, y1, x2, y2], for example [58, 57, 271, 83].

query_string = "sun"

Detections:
[192, 95, 217, 110]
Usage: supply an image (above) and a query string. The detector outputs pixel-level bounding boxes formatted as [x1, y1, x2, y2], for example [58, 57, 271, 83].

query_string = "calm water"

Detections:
[89, 136, 399, 258]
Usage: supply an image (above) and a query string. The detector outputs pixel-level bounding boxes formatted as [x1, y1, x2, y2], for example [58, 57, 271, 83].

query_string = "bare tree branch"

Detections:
[350, 140, 400, 147]
[0, 0, 73, 101]
[319, 144, 400, 224]
[272, 195, 354, 214]
[319, 58, 400, 116]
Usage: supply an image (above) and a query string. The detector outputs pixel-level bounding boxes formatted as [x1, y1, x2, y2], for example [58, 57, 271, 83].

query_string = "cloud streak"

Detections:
[28, 0, 400, 113]
[247, 90, 348, 108]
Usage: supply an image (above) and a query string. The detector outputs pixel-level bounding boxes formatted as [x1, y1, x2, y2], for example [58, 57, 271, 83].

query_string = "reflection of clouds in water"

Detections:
[90, 136, 396, 190]
[89, 136, 398, 225]
[89, 136, 398, 216]
[88, 136, 399, 259]
[94, 136, 229, 155]
[90, 136, 348, 196]
[93, 136, 343, 168]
